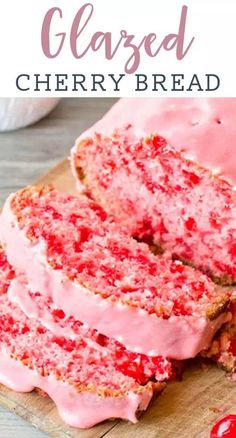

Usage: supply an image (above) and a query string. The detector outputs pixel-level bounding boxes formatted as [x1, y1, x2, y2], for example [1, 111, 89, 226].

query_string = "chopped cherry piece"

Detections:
[170, 263, 184, 274]
[21, 325, 30, 334]
[185, 217, 197, 231]
[174, 184, 182, 191]
[172, 299, 187, 316]
[159, 219, 168, 235]
[152, 135, 167, 151]
[211, 415, 236, 438]
[64, 339, 76, 353]
[116, 359, 147, 385]
[37, 326, 46, 334]
[109, 243, 131, 260]
[52, 309, 65, 319]
[183, 170, 200, 185]
[79, 226, 91, 243]
[229, 243, 236, 258]
[96, 333, 108, 347]
[106, 159, 116, 170]
[52, 337, 64, 348]
[90, 204, 107, 221]
[148, 263, 158, 276]
[52, 337, 76, 352]
[73, 241, 81, 252]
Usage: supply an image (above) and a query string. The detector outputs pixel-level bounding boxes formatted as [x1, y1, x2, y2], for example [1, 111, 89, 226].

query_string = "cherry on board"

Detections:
[211, 415, 236, 438]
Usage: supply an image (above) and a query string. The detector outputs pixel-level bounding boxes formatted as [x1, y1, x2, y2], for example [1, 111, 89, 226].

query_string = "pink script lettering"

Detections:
[41, 4, 195, 74]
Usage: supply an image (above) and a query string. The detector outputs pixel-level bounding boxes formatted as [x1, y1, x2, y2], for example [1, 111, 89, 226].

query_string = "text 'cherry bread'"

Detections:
[72, 126, 236, 285]
[0, 186, 231, 360]
[0, 246, 167, 428]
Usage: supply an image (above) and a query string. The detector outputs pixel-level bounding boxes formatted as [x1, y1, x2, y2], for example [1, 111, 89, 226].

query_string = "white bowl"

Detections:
[0, 98, 61, 132]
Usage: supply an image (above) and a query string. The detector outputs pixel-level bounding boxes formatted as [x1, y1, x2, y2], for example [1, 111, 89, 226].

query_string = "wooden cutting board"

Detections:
[0, 159, 235, 438]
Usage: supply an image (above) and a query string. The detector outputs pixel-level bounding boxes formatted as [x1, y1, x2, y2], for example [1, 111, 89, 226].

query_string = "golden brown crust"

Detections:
[35, 388, 48, 398]
[10, 353, 163, 398]
[206, 296, 231, 321]
[202, 302, 236, 372]
[174, 256, 236, 287]
[75, 166, 85, 183]
[210, 274, 236, 287]
[10, 185, 55, 231]
[74, 141, 91, 190]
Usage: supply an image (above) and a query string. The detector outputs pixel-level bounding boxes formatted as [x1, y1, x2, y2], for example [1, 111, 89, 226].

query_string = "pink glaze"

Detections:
[0, 350, 152, 428]
[8, 278, 78, 341]
[71, 98, 236, 185]
[8, 277, 228, 361]
[1, 196, 230, 360]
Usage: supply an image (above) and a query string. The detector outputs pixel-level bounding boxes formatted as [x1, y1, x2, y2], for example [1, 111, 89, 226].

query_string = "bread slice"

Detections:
[202, 300, 236, 376]
[0, 246, 164, 428]
[8, 276, 178, 385]
[72, 126, 236, 285]
[0, 185, 231, 359]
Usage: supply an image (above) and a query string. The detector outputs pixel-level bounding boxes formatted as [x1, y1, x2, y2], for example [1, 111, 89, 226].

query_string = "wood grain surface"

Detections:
[0, 98, 117, 206]
[0, 98, 235, 438]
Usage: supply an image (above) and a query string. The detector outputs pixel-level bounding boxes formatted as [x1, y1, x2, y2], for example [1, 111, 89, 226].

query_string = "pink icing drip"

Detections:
[72, 98, 236, 185]
[0, 350, 152, 428]
[1, 196, 231, 360]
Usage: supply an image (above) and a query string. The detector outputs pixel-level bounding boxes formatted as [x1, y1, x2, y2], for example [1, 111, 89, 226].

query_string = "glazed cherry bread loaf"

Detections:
[0, 186, 231, 359]
[72, 126, 236, 285]
[0, 246, 164, 428]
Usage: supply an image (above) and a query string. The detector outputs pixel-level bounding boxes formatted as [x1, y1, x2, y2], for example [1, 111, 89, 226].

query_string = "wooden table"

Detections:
[0, 97, 117, 438]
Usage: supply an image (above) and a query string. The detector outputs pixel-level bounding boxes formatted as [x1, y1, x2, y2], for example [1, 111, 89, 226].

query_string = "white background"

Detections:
[0, 0, 235, 97]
